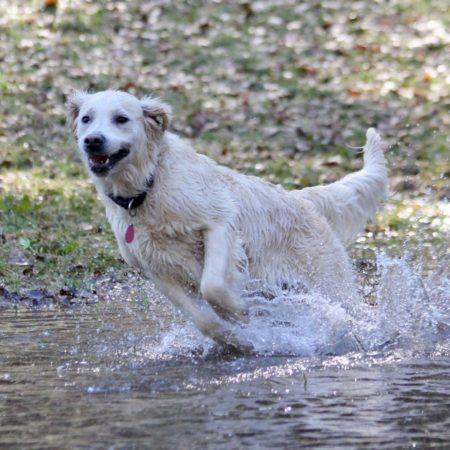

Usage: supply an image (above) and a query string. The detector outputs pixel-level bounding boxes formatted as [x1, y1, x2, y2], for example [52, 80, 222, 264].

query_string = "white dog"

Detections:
[68, 90, 387, 349]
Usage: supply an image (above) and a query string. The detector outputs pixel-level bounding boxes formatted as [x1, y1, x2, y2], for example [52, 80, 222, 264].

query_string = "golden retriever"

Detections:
[68, 90, 387, 350]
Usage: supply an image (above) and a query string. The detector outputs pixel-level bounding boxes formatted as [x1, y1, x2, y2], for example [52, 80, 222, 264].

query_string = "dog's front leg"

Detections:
[200, 224, 248, 323]
[152, 276, 251, 351]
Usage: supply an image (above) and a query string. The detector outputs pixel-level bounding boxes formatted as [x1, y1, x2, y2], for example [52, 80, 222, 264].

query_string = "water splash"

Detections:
[154, 253, 450, 358]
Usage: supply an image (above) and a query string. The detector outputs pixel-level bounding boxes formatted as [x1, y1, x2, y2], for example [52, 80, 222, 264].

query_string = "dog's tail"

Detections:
[299, 128, 388, 246]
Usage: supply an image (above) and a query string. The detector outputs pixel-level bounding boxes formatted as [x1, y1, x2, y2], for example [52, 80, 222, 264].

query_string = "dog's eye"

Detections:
[81, 115, 90, 124]
[115, 115, 129, 124]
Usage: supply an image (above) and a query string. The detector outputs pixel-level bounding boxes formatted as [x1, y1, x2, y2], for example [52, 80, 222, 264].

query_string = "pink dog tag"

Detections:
[125, 224, 135, 243]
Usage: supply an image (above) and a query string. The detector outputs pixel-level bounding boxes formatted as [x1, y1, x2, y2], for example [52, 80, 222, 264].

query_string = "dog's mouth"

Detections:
[88, 148, 130, 175]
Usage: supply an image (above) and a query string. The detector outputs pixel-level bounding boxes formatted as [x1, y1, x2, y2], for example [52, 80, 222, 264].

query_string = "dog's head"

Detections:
[67, 90, 171, 177]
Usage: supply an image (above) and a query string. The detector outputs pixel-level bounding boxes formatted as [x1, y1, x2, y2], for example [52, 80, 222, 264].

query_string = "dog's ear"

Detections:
[67, 90, 89, 135]
[140, 96, 172, 138]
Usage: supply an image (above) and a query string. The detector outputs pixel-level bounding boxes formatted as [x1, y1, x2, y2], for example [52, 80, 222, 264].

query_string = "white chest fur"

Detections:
[105, 202, 205, 288]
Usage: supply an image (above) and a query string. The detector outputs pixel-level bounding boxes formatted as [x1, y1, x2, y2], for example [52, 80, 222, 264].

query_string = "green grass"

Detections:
[0, 152, 123, 292]
[0, 0, 448, 293]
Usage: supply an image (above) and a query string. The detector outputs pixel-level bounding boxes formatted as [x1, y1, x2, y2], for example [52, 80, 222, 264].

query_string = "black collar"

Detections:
[107, 175, 154, 210]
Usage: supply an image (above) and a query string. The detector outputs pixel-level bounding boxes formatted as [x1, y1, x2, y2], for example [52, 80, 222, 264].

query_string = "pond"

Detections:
[1, 253, 449, 449]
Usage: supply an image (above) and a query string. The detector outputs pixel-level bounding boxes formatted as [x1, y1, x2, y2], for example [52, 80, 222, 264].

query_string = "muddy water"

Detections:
[1, 254, 449, 449]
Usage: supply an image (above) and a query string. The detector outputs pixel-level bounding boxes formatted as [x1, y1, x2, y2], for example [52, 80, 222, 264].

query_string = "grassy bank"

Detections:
[0, 0, 448, 294]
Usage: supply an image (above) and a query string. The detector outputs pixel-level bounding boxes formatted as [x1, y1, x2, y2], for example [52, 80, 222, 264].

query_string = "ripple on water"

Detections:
[0, 253, 449, 449]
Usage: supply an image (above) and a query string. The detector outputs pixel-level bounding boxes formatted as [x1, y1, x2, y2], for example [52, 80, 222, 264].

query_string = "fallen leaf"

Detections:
[346, 88, 362, 97]
[422, 70, 433, 82]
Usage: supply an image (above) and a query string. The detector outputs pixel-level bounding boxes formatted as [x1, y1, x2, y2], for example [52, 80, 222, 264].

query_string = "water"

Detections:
[1, 254, 449, 449]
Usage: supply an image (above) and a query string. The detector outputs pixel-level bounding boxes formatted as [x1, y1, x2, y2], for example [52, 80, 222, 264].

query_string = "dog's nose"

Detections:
[84, 134, 106, 152]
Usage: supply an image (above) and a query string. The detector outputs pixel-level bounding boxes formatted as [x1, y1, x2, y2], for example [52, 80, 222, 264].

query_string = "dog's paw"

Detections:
[220, 340, 255, 356]
[201, 283, 250, 324]
[219, 331, 254, 355]
[202, 320, 254, 354]
[212, 302, 249, 325]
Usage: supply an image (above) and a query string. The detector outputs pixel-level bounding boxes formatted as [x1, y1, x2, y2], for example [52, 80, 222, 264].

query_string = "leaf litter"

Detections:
[0, 0, 448, 306]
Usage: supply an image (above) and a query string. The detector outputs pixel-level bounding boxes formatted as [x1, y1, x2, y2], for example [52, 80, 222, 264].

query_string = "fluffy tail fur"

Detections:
[299, 128, 388, 246]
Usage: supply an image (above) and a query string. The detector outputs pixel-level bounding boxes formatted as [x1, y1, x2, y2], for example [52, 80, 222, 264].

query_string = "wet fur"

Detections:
[68, 90, 388, 350]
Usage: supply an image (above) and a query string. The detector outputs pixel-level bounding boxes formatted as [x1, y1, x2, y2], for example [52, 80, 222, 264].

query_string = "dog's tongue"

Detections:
[90, 155, 108, 164]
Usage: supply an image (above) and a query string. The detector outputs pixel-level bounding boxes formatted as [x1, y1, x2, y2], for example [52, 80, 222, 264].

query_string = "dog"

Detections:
[68, 90, 388, 350]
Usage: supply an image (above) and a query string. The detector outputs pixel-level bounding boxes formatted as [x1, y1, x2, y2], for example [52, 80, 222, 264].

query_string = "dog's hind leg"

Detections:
[153, 276, 252, 352]
[289, 205, 360, 306]
[200, 224, 249, 323]
[310, 242, 359, 305]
